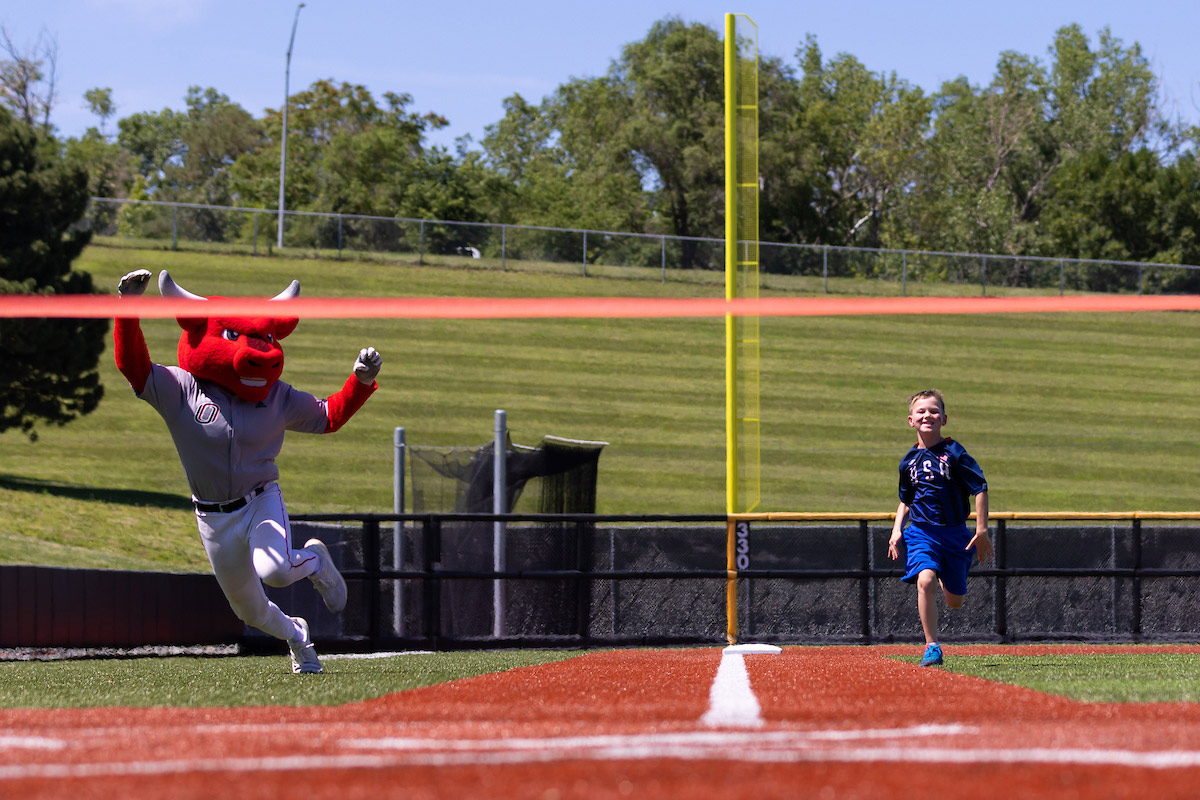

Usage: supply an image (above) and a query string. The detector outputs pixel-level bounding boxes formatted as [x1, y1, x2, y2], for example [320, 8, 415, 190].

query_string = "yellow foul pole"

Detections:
[723, 12, 739, 645]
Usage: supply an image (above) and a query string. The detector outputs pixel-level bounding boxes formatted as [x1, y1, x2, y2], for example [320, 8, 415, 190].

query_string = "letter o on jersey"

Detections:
[194, 402, 219, 424]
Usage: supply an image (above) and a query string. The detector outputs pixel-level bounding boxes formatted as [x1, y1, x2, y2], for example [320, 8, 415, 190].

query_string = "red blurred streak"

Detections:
[3, 293, 1200, 319]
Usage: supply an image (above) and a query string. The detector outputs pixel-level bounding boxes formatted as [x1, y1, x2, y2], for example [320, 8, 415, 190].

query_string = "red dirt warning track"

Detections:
[2, 646, 1200, 799]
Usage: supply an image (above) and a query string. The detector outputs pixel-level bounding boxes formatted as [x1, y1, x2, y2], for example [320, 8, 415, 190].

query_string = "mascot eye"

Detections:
[222, 329, 241, 341]
[266, 333, 275, 344]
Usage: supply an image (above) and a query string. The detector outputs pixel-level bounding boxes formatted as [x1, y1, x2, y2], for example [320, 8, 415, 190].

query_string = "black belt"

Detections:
[194, 486, 266, 513]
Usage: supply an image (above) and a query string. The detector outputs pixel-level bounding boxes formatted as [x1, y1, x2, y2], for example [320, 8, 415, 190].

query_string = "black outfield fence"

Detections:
[282, 512, 1200, 650]
[7, 513, 1199, 651]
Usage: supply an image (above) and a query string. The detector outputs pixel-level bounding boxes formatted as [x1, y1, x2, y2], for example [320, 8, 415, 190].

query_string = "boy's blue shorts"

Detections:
[901, 522, 975, 596]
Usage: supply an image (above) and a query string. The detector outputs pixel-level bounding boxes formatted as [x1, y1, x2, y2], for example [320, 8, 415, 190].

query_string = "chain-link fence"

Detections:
[86, 197, 1200, 295]
[85, 198, 722, 282]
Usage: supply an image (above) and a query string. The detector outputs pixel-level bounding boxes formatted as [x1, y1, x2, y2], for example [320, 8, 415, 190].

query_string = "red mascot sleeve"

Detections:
[113, 317, 152, 395]
[324, 375, 377, 433]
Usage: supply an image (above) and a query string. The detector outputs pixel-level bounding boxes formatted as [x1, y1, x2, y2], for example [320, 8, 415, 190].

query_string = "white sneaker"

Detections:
[306, 538, 347, 614]
[288, 616, 323, 674]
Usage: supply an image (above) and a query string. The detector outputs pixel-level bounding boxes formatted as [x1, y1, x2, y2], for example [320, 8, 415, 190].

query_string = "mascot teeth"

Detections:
[242, 378, 268, 387]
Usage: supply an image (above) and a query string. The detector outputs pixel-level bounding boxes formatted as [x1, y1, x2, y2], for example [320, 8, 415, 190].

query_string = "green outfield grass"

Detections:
[0, 650, 576, 708]
[0, 649, 1195, 708]
[3, 243, 1200, 571]
[937, 652, 1200, 702]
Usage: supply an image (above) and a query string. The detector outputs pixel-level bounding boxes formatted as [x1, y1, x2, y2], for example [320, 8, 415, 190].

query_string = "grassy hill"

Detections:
[3, 242, 1200, 571]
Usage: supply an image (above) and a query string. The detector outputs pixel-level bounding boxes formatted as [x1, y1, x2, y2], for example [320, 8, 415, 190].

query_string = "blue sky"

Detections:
[4, 0, 1197, 150]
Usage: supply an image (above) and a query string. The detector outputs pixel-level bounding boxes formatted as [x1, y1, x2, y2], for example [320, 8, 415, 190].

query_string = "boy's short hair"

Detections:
[908, 389, 945, 414]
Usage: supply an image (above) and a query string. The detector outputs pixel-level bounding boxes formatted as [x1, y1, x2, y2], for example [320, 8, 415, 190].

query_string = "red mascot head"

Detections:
[159, 271, 301, 403]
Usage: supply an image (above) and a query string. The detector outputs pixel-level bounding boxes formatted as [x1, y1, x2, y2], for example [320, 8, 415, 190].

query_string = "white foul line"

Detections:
[701, 652, 762, 728]
[9, 727, 1200, 780]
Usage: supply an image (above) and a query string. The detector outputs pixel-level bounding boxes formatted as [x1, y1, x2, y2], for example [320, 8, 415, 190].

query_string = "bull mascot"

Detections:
[114, 269, 382, 674]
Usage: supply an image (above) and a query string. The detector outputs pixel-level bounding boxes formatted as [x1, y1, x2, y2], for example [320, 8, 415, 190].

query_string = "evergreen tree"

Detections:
[0, 105, 107, 441]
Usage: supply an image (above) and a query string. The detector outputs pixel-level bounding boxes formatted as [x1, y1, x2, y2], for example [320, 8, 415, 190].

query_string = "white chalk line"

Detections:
[0, 736, 66, 751]
[340, 725, 972, 752]
[323, 651, 435, 660]
[7, 726, 1200, 779]
[701, 652, 762, 727]
[338, 733, 1200, 770]
[0, 724, 968, 755]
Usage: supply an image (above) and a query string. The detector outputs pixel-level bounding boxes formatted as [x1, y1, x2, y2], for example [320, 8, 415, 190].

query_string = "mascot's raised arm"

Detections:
[114, 268, 383, 674]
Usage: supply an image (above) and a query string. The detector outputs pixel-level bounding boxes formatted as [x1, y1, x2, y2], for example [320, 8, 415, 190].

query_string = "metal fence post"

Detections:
[253, 211, 259, 256]
[418, 219, 425, 265]
[995, 519, 1007, 640]
[823, 245, 829, 293]
[1060, 259, 1065, 296]
[363, 519, 380, 646]
[171, 206, 178, 251]
[859, 520, 871, 641]
[393, 426, 406, 636]
[901, 251, 908, 297]
[609, 527, 618, 636]
[501, 225, 507, 272]
[1110, 524, 1120, 634]
[574, 519, 591, 639]
[423, 516, 441, 646]
[493, 409, 507, 639]
[981, 255, 987, 296]
[1131, 518, 1142, 638]
[1138, 264, 1144, 295]
[661, 236, 666, 283]
[582, 230, 588, 277]
[337, 214, 343, 260]
[867, 518, 878, 638]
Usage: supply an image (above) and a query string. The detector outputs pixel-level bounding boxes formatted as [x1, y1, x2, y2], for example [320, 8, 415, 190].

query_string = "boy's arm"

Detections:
[887, 502, 909, 560]
[968, 490, 994, 564]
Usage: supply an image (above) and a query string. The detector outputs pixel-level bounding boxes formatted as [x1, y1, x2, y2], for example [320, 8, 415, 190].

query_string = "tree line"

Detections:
[7, 17, 1200, 278]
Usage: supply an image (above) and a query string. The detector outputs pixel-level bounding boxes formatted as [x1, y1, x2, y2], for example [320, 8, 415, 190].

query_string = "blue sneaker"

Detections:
[920, 643, 943, 667]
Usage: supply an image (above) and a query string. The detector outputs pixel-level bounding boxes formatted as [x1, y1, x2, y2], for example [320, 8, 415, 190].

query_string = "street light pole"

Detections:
[277, 2, 304, 249]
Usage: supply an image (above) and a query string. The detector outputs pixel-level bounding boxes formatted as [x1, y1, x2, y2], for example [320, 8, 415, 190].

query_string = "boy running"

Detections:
[888, 389, 992, 667]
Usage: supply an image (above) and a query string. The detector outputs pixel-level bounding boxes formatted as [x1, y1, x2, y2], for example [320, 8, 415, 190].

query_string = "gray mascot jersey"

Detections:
[137, 364, 330, 503]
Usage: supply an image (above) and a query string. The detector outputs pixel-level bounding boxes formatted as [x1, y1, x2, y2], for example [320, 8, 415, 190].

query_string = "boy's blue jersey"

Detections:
[898, 438, 987, 529]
